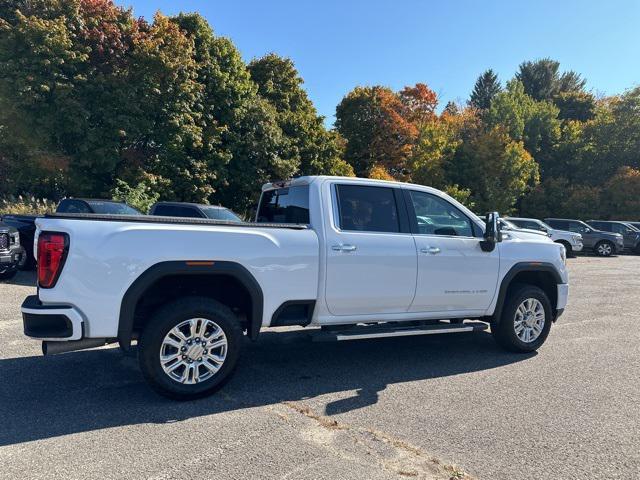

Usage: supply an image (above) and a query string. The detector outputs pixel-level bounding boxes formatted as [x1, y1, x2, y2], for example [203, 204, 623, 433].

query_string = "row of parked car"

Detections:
[1, 196, 638, 280]
[0, 199, 243, 279]
[503, 217, 640, 257]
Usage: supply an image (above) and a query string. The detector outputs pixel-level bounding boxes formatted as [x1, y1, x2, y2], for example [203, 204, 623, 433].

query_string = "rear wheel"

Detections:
[138, 296, 243, 400]
[492, 284, 552, 353]
[594, 240, 614, 257]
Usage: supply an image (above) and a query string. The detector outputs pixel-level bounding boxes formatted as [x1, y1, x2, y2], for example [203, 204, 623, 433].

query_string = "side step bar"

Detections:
[313, 321, 488, 342]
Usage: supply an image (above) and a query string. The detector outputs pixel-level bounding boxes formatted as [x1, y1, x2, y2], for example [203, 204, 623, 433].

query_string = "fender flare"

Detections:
[492, 262, 562, 323]
[117, 260, 263, 350]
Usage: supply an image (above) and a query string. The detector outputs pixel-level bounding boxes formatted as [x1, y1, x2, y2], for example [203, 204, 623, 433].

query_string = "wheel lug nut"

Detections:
[195, 337, 200, 343]
[198, 357, 202, 362]
[203, 350, 208, 355]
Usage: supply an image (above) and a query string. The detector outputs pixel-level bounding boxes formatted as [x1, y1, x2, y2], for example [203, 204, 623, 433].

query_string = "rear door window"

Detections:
[336, 185, 400, 233]
[547, 220, 568, 230]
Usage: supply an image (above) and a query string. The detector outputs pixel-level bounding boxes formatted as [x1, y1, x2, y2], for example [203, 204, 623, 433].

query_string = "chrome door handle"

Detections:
[332, 244, 357, 252]
[420, 246, 441, 255]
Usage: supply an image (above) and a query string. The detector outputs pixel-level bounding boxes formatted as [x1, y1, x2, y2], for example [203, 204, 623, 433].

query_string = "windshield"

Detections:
[87, 201, 141, 215]
[539, 220, 553, 230]
[201, 207, 242, 222]
[501, 219, 518, 230]
[623, 223, 640, 232]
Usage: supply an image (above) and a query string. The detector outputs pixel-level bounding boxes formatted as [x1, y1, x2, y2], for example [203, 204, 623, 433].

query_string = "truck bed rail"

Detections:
[44, 212, 308, 230]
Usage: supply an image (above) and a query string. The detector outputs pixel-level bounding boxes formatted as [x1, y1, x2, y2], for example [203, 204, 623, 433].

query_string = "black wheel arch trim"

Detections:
[118, 260, 264, 350]
[492, 262, 563, 323]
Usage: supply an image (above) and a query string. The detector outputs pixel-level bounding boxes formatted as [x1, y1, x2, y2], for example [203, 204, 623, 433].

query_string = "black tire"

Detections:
[0, 269, 18, 281]
[138, 296, 243, 400]
[556, 240, 574, 258]
[594, 240, 614, 257]
[492, 284, 553, 353]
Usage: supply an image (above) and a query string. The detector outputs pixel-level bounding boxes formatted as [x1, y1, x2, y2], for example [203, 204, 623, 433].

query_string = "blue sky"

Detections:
[117, 0, 640, 126]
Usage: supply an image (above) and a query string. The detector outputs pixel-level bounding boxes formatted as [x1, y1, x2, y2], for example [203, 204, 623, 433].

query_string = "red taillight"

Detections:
[38, 232, 69, 288]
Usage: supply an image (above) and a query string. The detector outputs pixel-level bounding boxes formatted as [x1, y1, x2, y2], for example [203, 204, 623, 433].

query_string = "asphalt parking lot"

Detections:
[1, 255, 639, 480]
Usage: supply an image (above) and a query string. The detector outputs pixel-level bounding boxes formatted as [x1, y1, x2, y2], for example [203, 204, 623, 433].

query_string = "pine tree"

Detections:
[468, 69, 502, 110]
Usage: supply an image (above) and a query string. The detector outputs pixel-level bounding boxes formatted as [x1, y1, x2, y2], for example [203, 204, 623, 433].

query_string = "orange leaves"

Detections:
[399, 83, 438, 127]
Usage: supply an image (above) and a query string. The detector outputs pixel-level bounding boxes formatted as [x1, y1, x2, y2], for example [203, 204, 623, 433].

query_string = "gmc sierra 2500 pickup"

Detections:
[22, 176, 569, 399]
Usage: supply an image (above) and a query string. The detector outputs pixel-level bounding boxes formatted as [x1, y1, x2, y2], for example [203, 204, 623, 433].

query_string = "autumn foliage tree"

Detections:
[0, 0, 351, 211]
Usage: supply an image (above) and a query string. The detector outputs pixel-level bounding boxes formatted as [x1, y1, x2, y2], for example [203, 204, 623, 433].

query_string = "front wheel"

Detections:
[556, 240, 574, 258]
[492, 285, 552, 353]
[138, 296, 243, 400]
[594, 240, 614, 257]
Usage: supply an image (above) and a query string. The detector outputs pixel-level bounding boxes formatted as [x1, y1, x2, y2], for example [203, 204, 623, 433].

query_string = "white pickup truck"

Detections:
[22, 176, 569, 399]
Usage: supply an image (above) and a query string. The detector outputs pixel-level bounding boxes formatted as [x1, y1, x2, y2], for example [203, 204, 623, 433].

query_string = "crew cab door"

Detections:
[404, 189, 499, 313]
[324, 183, 417, 316]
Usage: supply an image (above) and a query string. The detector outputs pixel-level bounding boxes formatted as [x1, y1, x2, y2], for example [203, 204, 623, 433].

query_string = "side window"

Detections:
[408, 190, 474, 237]
[530, 221, 547, 231]
[611, 223, 626, 234]
[57, 200, 90, 213]
[336, 185, 399, 233]
[551, 220, 569, 230]
[155, 205, 202, 218]
[568, 222, 590, 234]
[519, 220, 541, 230]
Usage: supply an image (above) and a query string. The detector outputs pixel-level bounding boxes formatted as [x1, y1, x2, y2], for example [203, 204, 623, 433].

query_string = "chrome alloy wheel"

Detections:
[514, 298, 545, 343]
[597, 242, 612, 256]
[159, 318, 228, 384]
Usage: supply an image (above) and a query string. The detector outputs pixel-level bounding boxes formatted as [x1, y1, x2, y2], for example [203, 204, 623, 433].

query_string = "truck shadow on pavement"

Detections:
[0, 270, 36, 287]
[0, 329, 534, 446]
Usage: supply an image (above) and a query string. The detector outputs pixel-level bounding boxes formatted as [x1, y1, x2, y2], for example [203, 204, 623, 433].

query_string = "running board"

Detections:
[313, 321, 488, 342]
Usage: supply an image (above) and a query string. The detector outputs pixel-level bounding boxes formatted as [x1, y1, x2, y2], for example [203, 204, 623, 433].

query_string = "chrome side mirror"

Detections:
[481, 211, 502, 252]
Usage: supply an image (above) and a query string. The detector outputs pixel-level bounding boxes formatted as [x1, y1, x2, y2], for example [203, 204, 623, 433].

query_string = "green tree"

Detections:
[581, 88, 640, 184]
[487, 80, 561, 173]
[554, 91, 596, 122]
[0, 0, 140, 196]
[409, 115, 460, 189]
[516, 58, 586, 102]
[599, 166, 640, 220]
[218, 97, 298, 213]
[449, 126, 539, 213]
[248, 54, 352, 177]
[468, 69, 501, 110]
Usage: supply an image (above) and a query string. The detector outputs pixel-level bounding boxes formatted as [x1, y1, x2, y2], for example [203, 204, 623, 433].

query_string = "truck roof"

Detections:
[262, 175, 429, 192]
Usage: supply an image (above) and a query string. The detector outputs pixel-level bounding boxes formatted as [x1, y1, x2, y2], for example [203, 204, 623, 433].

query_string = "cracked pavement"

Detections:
[1, 255, 639, 479]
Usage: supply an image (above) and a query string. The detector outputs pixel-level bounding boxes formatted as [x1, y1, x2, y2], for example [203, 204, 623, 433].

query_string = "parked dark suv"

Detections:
[149, 202, 242, 222]
[587, 220, 640, 254]
[628, 222, 640, 231]
[2, 199, 141, 269]
[545, 218, 624, 257]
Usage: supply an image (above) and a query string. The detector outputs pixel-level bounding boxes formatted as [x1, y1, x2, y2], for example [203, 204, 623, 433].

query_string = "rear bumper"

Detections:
[21, 295, 84, 341]
[556, 283, 569, 319]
